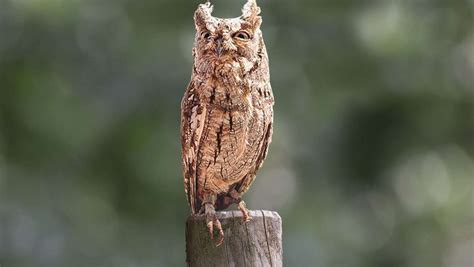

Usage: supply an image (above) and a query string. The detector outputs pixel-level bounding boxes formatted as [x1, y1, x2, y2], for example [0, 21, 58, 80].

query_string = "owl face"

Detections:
[193, 1, 263, 72]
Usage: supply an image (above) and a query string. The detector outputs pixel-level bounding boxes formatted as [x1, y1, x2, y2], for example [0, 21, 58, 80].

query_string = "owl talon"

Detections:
[206, 220, 214, 238]
[206, 215, 224, 246]
[238, 200, 252, 223]
[205, 201, 225, 246]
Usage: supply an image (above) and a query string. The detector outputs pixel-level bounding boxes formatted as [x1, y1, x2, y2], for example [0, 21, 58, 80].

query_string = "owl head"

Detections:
[193, 0, 264, 75]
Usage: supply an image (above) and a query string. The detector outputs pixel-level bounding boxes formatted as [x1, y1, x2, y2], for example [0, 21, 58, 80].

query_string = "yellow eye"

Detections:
[201, 31, 211, 40]
[233, 31, 251, 40]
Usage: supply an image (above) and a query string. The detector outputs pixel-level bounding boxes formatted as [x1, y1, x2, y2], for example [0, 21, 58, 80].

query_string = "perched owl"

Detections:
[180, 0, 274, 246]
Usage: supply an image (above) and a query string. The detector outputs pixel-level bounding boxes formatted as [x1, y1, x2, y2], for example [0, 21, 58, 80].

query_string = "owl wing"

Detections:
[235, 99, 273, 195]
[181, 82, 206, 214]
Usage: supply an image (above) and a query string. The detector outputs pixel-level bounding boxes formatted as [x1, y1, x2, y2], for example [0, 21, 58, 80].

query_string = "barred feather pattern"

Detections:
[181, 0, 273, 214]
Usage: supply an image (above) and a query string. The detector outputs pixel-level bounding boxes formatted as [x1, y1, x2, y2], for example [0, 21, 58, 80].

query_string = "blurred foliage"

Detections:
[0, 0, 473, 266]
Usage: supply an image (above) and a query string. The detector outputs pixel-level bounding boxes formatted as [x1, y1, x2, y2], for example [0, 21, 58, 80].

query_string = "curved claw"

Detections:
[204, 199, 225, 246]
[238, 201, 252, 223]
[242, 215, 253, 223]
[214, 219, 224, 246]
[206, 220, 214, 238]
[206, 214, 224, 246]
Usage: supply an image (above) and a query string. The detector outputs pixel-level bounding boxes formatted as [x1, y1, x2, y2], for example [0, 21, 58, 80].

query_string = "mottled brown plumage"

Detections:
[180, 0, 273, 245]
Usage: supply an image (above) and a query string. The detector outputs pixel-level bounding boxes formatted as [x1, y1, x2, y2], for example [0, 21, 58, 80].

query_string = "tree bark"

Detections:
[186, 210, 282, 267]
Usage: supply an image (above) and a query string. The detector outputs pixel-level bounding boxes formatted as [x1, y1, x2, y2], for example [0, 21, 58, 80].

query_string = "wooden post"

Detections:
[186, 210, 282, 267]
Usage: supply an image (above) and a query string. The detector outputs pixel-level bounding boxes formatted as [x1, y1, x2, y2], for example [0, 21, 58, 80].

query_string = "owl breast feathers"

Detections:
[180, 0, 274, 215]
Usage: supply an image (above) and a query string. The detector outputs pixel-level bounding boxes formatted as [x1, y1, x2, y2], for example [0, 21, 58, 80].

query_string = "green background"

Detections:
[0, 0, 473, 266]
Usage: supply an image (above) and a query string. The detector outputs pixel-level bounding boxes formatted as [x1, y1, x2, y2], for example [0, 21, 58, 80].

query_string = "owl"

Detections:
[180, 0, 274, 246]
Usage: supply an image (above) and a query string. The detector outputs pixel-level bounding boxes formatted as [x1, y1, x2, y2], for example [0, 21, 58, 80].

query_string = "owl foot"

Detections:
[228, 190, 252, 223]
[204, 202, 224, 246]
[238, 200, 252, 223]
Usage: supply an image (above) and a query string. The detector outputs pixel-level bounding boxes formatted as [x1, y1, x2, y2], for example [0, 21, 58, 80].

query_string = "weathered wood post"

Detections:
[186, 210, 282, 267]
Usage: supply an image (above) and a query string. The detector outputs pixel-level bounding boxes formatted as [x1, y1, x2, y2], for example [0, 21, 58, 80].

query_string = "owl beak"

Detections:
[216, 39, 223, 57]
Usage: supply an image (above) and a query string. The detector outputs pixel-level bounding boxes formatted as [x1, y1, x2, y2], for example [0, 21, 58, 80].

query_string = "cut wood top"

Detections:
[186, 210, 282, 267]
[186, 210, 281, 222]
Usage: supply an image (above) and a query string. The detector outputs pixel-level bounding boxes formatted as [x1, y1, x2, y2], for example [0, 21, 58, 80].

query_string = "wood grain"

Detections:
[186, 210, 282, 267]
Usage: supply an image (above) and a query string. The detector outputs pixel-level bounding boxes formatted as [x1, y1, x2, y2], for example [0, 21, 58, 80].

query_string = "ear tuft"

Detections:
[194, 2, 214, 30]
[241, 0, 261, 28]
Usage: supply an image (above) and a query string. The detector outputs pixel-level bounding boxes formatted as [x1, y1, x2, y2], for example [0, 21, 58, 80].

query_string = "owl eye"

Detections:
[233, 31, 251, 40]
[201, 31, 211, 40]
